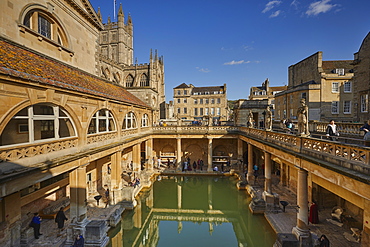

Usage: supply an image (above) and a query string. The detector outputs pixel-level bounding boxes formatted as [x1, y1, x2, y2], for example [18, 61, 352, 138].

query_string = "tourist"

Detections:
[55, 207, 68, 230]
[319, 235, 330, 247]
[200, 159, 204, 170]
[157, 157, 161, 168]
[308, 202, 319, 224]
[105, 188, 110, 208]
[360, 120, 370, 146]
[253, 164, 259, 184]
[193, 161, 197, 171]
[30, 212, 42, 239]
[286, 119, 294, 133]
[326, 120, 339, 141]
[72, 234, 84, 247]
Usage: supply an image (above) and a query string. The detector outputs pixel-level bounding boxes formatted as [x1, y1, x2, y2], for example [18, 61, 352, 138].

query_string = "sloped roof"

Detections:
[174, 83, 190, 89]
[0, 38, 149, 108]
[192, 85, 225, 93]
[322, 60, 354, 73]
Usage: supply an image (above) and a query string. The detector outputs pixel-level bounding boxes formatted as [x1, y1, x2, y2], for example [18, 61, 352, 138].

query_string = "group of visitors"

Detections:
[182, 158, 204, 171]
[29, 209, 84, 246]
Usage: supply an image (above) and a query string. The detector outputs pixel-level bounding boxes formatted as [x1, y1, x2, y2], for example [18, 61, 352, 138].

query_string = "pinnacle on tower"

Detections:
[118, 3, 124, 17]
[97, 7, 102, 22]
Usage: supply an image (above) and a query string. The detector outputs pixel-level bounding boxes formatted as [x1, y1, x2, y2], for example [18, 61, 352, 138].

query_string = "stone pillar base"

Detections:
[85, 220, 110, 247]
[292, 226, 312, 247]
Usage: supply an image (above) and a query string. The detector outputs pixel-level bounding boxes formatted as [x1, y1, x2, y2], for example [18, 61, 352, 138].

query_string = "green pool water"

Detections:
[108, 176, 275, 247]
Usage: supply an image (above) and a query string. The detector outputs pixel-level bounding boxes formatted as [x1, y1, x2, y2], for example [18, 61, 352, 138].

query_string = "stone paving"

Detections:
[265, 182, 361, 247]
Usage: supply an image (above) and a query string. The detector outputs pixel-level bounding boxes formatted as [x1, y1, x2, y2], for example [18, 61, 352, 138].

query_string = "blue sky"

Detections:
[89, 0, 370, 101]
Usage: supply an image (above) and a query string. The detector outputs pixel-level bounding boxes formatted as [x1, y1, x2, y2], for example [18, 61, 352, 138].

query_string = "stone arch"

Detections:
[184, 143, 205, 164]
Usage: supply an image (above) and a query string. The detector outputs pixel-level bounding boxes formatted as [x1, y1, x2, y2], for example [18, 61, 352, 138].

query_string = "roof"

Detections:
[0, 38, 149, 108]
[322, 60, 354, 74]
[192, 85, 225, 93]
[174, 83, 190, 89]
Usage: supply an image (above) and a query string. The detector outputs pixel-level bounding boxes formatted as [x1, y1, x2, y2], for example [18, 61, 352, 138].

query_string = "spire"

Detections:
[127, 13, 133, 34]
[118, 3, 124, 17]
[108, 16, 111, 24]
[155, 49, 158, 62]
[97, 7, 102, 22]
[150, 49, 153, 63]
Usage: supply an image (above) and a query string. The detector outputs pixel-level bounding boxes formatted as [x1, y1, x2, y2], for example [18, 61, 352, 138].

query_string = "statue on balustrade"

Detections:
[247, 110, 254, 128]
[297, 98, 310, 136]
[265, 106, 272, 131]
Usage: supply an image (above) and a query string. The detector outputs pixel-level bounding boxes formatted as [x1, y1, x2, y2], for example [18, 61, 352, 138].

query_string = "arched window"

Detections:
[125, 74, 134, 87]
[0, 104, 76, 146]
[123, 112, 137, 129]
[141, 114, 149, 127]
[88, 109, 116, 134]
[22, 9, 68, 47]
[140, 74, 149, 87]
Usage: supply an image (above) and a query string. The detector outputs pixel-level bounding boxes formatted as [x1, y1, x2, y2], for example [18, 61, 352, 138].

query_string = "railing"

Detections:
[0, 137, 78, 162]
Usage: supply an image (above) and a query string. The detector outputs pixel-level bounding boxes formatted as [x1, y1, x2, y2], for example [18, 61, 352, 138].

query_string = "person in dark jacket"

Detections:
[72, 234, 84, 247]
[326, 120, 339, 141]
[319, 235, 330, 247]
[30, 212, 42, 239]
[55, 207, 68, 229]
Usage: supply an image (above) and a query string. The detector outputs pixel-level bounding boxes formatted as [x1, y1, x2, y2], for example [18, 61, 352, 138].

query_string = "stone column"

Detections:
[146, 138, 154, 171]
[264, 152, 272, 194]
[177, 182, 182, 209]
[69, 165, 88, 222]
[247, 143, 254, 183]
[237, 138, 243, 172]
[132, 143, 141, 173]
[110, 151, 123, 203]
[207, 136, 213, 172]
[67, 164, 89, 246]
[362, 199, 370, 246]
[176, 137, 182, 171]
[292, 168, 312, 246]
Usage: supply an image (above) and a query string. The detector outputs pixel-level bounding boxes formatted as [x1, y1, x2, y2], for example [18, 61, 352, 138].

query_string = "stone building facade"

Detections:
[173, 83, 228, 124]
[353, 32, 370, 123]
[275, 52, 354, 122]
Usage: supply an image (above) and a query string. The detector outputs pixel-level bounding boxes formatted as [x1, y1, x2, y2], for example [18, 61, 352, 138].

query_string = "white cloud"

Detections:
[196, 67, 211, 73]
[223, 60, 251, 65]
[262, 1, 282, 13]
[270, 10, 281, 18]
[306, 0, 337, 16]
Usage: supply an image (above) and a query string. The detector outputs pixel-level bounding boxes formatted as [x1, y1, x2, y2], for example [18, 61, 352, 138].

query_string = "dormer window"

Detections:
[336, 68, 345, 76]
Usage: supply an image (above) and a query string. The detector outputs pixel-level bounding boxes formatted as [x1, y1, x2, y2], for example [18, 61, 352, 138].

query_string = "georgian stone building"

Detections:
[353, 32, 370, 123]
[275, 52, 354, 122]
[173, 83, 228, 123]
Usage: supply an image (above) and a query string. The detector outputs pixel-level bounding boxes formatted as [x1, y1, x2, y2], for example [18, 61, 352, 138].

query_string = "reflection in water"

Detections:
[108, 176, 275, 247]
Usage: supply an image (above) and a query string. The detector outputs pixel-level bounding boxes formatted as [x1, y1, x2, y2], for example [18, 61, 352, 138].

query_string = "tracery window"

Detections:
[123, 112, 137, 129]
[88, 109, 116, 134]
[140, 74, 149, 87]
[0, 104, 76, 146]
[125, 74, 134, 87]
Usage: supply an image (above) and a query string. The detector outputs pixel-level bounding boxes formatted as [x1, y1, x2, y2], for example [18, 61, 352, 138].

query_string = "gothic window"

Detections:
[140, 74, 149, 87]
[123, 112, 137, 129]
[0, 104, 76, 146]
[141, 114, 149, 127]
[88, 109, 116, 134]
[125, 74, 134, 87]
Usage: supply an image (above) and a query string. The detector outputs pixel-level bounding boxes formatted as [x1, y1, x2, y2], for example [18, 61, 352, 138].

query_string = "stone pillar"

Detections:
[237, 138, 243, 172]
[247, 143, 254, 183]
[67, 164, 90, 246]
[264, 152, 272, 194]
[176, 137, 182, 171]
[146, 138, 154, 171]
[69, 165, 88, 222]
[110, 151, 123, 204]
[362, 199, 370, 246]
[132, 143, 141, 173]
[292, 168, 312, 246]
[207, 137, 213, 172]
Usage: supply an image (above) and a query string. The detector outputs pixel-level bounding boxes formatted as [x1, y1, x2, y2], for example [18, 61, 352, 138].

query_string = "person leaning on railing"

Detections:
[360, 120, 370, 146]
